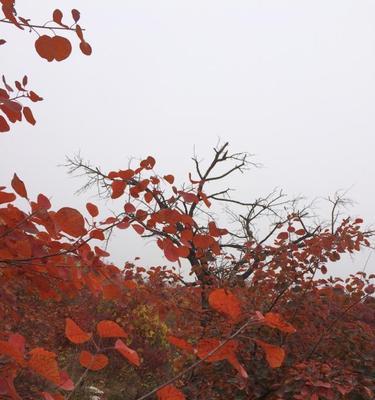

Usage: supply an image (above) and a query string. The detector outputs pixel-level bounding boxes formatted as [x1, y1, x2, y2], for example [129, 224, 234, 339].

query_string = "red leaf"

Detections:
[75, 25, 84, 41]
[28, 348, 60, 385]
[0, 115, 10, 132]
[55, 207, 87, 237]
[22, 75, 28, 86]
[102, 284, 121, 300]
[94, 246, 110, 257]
[199, 191, 211, 208]
[52, 9, 64, 25]
[156, 385, 185, 400]
[263, 313, 296, 333]
[208, 288, 242, 321]
[37, 193, 51, 210]
[65, 318, 92, 344]
[208, 222, 228, 237]
[0, 339, 25, 365]
[132, 224, 145, 235]
[140, 156, 156, 170]
[111, 180, 126, 199]
[90, 229, 105, 240]
[11, 173, 28, 198]
[79, 41, 92, 56]
[29, 91, 43, 102]
[71, 9, 80, 22]
[277, 232, 289, 240]
[79, 351, 108, 371]
[226, 354, 249, 379]
[52, 36, 72, 62]
[118, 169, 135, 180]
[0, 191, 16, 204]
[8, 334, 25, 355]
[196, 339, 238, 362]
[97, 320, 127, 338]
[124, 202, 136, 214]
[35, 35, 55, 62]
[255, 339, 285, 368]
[115, 339, 141, 367]
[86, 202, 99, 217]
[192, 234, 213, 249]
[22, 107, 36, 125]
[163, 175, 175, 184]
[2, 75, 13, 92]
[179, 191, 199, 204]
[59, 370, 74, 391]
[167, 335, 194, 354]
[0, 39, 6, 45]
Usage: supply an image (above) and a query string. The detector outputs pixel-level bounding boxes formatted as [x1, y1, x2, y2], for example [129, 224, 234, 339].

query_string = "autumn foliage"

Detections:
[0, 149, 374, 399]
[1, 3, 374, 400]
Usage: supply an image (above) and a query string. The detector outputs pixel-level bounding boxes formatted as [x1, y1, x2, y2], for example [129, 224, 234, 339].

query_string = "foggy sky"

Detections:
[1, 0, 374, 275]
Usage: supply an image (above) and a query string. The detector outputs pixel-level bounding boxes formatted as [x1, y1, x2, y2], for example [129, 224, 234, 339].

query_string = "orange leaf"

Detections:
[79, 351, 108, 371]
[28, 348, 60, 385]
[86, 202, 99, 217]
[263, 313, 296, 333]
[196, 339, 238, 362]
[227, 354, 249, 379]
[97, 320, 127, 338]
[0, 339, 25, 366]
[208, 288, 241, 321]
[255, 339, 285, 368]
[102, 284, 121, 300]
[167, 335, 194, 354]
[115, 339, 141, 367]
[55, 207, 87, 237]
[192, 234, 213, 249]
[65, 318, 92, 344]
[11, 173, 27, 198]
[0, 190, 15, 204]
[157, 385, 185, 400]
[59, 370, 74, 390]
[124, 280, 137, 290]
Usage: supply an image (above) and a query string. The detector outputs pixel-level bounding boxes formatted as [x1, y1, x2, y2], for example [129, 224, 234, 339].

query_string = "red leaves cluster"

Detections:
[0, 162, 373, 400]
[0, 5, 91, 133]
[0, 75, 42, 133]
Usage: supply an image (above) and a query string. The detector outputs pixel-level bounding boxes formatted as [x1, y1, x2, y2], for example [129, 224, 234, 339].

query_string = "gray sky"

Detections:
[1, 0, 375, 275]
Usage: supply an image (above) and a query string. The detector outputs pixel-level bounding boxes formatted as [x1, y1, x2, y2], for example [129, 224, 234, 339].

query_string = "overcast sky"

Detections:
[1, 0, 374, 275]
